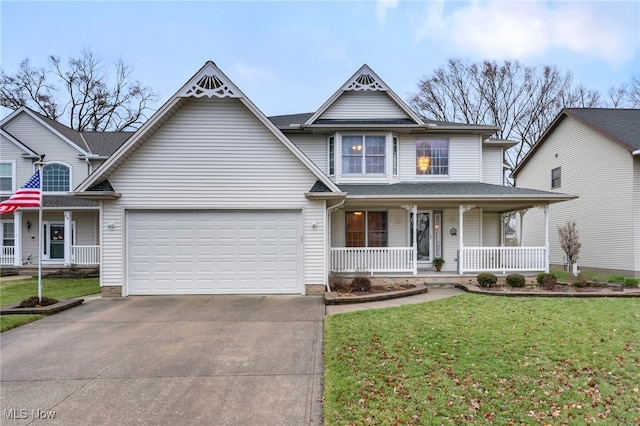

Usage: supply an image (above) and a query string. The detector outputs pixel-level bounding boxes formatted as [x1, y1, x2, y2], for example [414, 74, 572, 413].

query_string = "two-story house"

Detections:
[513, 108, 640, 278]
[73, 61, 573, 297]
[0, 108, 131, 269]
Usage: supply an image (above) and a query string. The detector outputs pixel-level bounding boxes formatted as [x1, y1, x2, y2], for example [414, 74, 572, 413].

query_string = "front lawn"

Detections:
[0, 277, 100, 332]
[324, 294, 640, 425]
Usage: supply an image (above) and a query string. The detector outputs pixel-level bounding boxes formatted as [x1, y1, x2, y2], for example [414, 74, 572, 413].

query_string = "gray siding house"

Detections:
[513, 108, 640, 278]
[71, 62, 572, 297]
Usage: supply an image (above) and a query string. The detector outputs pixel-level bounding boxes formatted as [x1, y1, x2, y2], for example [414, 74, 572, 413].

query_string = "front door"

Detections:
[43, 223, 65, 260]
[410, 211, 432, 265]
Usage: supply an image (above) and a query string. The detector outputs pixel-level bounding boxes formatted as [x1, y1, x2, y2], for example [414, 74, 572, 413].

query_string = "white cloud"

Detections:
[414, 1, 639, 66]
[376, 0, 399, 25]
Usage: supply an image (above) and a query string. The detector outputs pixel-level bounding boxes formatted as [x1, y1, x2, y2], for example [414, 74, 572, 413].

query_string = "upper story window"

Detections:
[416, 139, 448, 175]
[328, 136, 335, 176]
[0, 162, 13, 192]
[342, 135, 386, 175]
[43, 163, 70, 192]
[345, 211, 388, 247]
[551, 167, 561, 189]
[392, 137, 399, 176]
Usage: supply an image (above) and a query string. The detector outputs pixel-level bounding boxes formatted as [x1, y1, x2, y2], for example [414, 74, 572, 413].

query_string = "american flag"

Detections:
[0, 171, 42, 215]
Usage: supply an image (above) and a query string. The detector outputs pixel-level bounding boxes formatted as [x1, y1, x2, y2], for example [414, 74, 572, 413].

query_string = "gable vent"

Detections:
[179, 70, 240, 98]
[346, 73, 385, 91]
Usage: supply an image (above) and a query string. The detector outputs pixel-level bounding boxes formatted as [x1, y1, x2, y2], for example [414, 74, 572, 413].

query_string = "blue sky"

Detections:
[1, 1, 639, 118]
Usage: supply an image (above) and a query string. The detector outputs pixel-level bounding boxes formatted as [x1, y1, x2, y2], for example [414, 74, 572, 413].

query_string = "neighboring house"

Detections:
[73, 61, 573, 297]
[513, 108, 640, 278]
[0, 107, 132, 268]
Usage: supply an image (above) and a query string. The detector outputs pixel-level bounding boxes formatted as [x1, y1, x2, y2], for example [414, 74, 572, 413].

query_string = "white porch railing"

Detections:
[1, 247, 14, 265]
[71, 245, 100, 265]
[461, 247, 546, 273]
[331, 247, 414, 273]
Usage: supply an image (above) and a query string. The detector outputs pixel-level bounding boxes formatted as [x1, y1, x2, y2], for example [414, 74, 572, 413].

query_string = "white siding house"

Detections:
[71, 62, 574, 297]
[1, 108, 130, 269]
[513, 108, 640, 278]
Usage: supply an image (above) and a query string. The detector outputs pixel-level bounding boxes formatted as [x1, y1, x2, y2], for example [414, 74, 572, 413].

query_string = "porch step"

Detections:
[425, 282, 458, 289]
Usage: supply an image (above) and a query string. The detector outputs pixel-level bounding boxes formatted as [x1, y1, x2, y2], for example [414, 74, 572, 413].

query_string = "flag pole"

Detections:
[35, 160, 45, 302]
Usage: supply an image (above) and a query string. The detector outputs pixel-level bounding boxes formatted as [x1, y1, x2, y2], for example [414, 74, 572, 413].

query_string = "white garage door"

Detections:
[127, 210, 303, 295]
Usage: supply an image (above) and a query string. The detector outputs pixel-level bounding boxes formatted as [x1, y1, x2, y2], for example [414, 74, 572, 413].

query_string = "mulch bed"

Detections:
[336, 284, 415, 297]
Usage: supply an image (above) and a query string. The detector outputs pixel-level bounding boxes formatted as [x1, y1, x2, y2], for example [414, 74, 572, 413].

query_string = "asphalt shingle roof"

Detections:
[333, 182, 562, 197]
[82, 132, 133, 156]
[565, 108, 640, 151]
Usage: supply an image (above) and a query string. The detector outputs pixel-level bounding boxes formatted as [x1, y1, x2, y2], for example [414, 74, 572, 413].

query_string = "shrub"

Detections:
[476, 273, 497, 288]
[506, 274, 526, 288]
[536, 272, 555, 285]
[570, 273, 589, 288]
[18, 296, 60, 308]
[624, 278, 639, 287]
[351, 276, 371, 292]
[328, 271, 351, 292]
[539, 275, 558, 290]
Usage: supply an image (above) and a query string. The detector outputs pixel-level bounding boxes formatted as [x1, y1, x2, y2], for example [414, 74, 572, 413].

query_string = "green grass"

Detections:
[324, 294, 640, 425]
[0, 277, 99, 332]
[550, 269, 635, 283]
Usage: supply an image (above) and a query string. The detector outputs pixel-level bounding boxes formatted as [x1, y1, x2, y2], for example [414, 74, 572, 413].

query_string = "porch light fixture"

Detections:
[353, 211, 363, 216]
[351, 145, 362, 151]
[418, 156, 430, 173]
[26, 220, 31, 232]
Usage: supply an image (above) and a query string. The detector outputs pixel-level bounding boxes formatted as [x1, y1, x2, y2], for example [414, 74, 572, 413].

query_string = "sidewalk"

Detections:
[325, 287, 464, 315]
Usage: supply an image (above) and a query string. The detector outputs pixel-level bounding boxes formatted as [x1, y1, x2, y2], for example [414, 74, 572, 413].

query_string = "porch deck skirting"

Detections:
[330, 246, 547, 274]
[331, 247, 415, 273]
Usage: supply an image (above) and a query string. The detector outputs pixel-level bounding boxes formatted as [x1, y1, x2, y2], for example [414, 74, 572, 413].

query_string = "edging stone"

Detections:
[325, 283, 429, 305]
[0, 298, 84, 315]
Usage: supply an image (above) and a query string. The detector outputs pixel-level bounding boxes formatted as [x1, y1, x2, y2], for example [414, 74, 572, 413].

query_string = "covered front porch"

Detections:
[0, 208, 100, 268]
[320, 182, 574, 278]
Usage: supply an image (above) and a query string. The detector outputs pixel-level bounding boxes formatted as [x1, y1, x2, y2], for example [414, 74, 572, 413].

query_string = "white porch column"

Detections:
[412, 205, 417, 275]
[458, 205, 464, 274]
[518, 209, 528, 246]
[13, 210, 22, 266]
[537, 205, 550, 273]
[64, 210, 72, 266]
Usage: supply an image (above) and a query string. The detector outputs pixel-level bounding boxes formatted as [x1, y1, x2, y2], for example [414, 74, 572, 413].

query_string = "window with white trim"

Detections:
[0, 162, 13, 192]
[2, 222, 14, 248]
[416, 139, 448, 175]
[43, 163, 70, 192]
[551, 167, 561, 189]
[328, 136, 335, 176]
[342, 135, 386, 175]
[345, 211, 388, 247]
[392, 137, 399, 176]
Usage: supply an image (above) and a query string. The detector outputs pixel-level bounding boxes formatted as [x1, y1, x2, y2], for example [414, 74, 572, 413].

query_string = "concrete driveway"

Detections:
[0, 295, 324, 425]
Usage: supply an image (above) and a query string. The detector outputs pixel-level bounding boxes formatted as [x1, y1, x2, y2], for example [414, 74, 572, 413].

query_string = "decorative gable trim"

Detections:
[177, 63, 241, 98]
[344, 70, 387, 91]
[76, 61, 341, 195]
[304, 64, 425, 126]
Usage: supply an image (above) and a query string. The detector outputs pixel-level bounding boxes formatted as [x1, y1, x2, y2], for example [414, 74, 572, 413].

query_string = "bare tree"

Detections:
[558, 222, 581, 274]
[408, 58, 635, 178]
[1, 49, 156, 131]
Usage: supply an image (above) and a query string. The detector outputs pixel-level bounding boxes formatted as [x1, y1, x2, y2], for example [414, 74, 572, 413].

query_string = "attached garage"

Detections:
[126, 210, 303, 295]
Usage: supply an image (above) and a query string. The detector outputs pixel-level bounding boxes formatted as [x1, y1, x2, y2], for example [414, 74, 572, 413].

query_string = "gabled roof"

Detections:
[0, 128, 39, 156]
[304, 65, 426, 126]
[0, 106, 132, 158]
[76, 61, 341, 195]
[513, 108, 640, 177]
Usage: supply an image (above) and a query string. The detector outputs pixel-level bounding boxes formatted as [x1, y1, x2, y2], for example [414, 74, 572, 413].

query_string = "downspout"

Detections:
[325, 197, 346, 292]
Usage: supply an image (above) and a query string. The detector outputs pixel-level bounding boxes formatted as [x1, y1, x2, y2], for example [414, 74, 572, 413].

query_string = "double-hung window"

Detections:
[551, 167, 561, 189]
[2, 222, 14, 248]
[0, 162, 13, 193]
[342, 135, 386, 175]
[345, 211, 388, 247]
[416, 139, 448, 175]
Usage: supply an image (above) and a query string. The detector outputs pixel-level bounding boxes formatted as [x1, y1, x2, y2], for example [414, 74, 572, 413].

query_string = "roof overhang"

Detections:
[72, 191, 121, 200]
[305, 191, 347, 200]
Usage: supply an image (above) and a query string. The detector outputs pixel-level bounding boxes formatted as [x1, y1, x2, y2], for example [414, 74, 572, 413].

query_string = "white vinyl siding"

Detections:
[517, 117, 637, 274]
[320, 91, 409, 120]
[3, 113, 89, 189]
[482, 212, 501, 246]
[101, 97, 326, 291]
[633, 157, 640, 275]
[288, 134, 327, 173]
[482, 146, 504, 185]
[399, 135, 483, 181]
